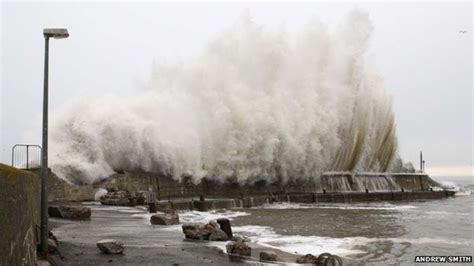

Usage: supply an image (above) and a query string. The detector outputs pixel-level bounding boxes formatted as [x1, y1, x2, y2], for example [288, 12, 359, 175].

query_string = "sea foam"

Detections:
[50, 9, 397, 184]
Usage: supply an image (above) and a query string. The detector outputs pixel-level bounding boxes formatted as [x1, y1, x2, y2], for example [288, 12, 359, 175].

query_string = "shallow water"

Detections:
[230, 177, 474, 264]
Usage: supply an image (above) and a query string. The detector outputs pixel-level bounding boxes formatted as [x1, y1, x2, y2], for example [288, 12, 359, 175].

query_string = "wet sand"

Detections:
[51, 240, 241, 266]
[49, 203, 358, 265]
[48, 204, 289, 266]
[48, 205, 247, 265]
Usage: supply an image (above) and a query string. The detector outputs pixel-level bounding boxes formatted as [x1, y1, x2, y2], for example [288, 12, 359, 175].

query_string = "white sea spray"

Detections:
[50, 9, 397, 184]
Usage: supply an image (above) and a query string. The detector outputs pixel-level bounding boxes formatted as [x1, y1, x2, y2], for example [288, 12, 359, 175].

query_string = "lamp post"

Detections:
[420, 151, 423, 173]
[40, 28, 69, 253]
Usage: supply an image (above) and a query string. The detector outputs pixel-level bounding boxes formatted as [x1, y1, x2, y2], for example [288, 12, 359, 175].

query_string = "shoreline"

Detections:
[49, 210, 240, 266]
[49, 204, 357, 265]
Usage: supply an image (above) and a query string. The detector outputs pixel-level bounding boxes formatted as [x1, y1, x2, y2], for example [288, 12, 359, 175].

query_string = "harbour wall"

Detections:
[98, 171, 442, 199]
[26, 169, 447, 204]
[161, 191, 455, 211]
[0, 164, 40, 266]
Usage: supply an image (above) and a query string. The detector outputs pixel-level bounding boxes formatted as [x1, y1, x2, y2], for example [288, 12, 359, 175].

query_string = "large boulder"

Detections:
[260, 251, 277, 262]
[226, 239, 251, 256]
[182, 222, 218, 240]
[99, 191, 136, 206]
[150, 213, 179, 225]
[96, 239, 124, 254]
[182, 220, 232, 241]
[48, 205, 91, 220]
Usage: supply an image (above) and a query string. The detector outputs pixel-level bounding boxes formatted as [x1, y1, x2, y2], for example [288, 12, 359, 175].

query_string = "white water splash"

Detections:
[233, 225, 363, 256]
[254, 202, 417, 211]
[94, 188, 108, 201]
[50, 9, 397, 184]
[131, 209, 250, 223]
[438, 181, 473, 196]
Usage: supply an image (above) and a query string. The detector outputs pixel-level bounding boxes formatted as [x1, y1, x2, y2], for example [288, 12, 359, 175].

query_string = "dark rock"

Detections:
[48, 205, 91, 220]
[216, 218, 233, 239]
[100, 191, 136, 206]
[296, 253, 318, 264]
[182, 222, 218, 240]
[226, 239, 251, 256]
[260, 251, 277, 261]
[208, 228, 229, 241]
[96, 239, 124, 254]
[48, 206, 62, 217]
[150, 213, 179, 225]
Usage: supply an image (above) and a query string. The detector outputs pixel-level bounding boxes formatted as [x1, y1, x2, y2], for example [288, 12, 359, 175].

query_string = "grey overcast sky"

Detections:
[1, 1, 472, 176]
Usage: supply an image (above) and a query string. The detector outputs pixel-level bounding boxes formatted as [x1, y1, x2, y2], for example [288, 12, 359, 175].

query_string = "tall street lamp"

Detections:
[40, 28, 69, 253]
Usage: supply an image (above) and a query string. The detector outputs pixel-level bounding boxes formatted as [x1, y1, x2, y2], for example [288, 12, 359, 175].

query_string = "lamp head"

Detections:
[43, 28, 69, 39]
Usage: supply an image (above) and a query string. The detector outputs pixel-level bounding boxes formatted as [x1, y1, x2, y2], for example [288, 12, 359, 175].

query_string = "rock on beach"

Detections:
[48, 205, 91, 220]
[226, 238, 251, 256]
[150, 213, 180, 225]
[96, 239, 124, 254]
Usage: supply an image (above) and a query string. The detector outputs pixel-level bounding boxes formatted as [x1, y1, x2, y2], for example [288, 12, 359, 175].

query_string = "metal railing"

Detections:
[11, 144, 42, 169]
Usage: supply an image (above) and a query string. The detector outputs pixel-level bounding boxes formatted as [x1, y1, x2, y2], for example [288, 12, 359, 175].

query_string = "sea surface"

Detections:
[228, 176, 474, 265]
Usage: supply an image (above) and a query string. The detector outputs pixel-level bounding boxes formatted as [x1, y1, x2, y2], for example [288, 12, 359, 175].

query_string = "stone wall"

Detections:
[46, 170, 96, 202]
[27, 169, 97, 203]
[0, 164, 40, 266]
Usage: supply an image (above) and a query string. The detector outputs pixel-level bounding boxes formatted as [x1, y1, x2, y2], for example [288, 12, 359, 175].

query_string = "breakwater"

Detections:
[99, 171, 442, 199]
[93, 171, 454, 211]
[158, 190, 455, 211]
[37, 169, 452, 205]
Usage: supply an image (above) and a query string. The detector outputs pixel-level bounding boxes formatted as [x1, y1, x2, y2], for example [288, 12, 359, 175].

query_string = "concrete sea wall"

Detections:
[95, 171, 452, 212]
[39, 169, 448, 207]
[0, 164, 40, 266]
[98, 171, 442, 199]
[161, 191, 454, 211]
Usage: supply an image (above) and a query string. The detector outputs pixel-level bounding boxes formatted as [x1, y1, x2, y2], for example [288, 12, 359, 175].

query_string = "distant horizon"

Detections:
[426, 165, 473, 177]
